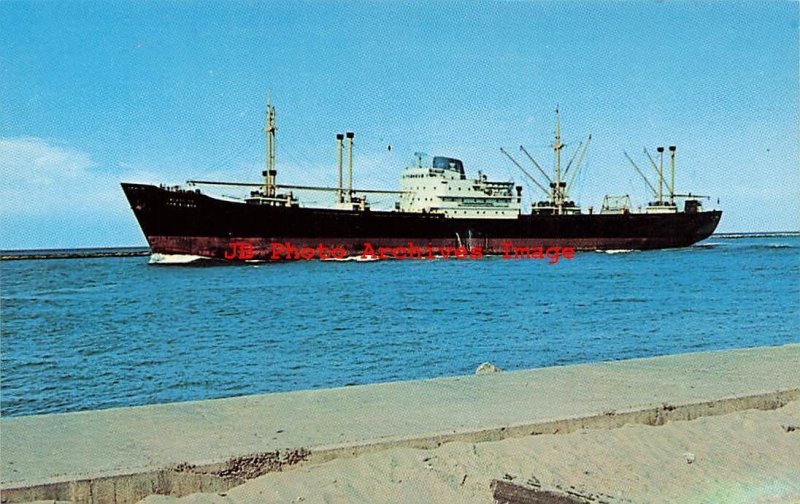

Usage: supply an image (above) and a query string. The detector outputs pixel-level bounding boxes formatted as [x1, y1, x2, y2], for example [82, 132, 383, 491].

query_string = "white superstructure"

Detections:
[398, 155, 521, 219]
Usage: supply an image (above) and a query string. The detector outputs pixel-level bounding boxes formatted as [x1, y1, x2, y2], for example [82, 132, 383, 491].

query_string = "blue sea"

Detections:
[1, 234, 798, 418]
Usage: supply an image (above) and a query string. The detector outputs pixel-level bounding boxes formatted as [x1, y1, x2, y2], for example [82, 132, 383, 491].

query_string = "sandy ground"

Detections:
[136, 401, 800, 504]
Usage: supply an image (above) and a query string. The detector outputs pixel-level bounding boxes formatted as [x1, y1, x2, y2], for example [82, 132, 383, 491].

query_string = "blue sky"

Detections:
[1, 0, 798, 249]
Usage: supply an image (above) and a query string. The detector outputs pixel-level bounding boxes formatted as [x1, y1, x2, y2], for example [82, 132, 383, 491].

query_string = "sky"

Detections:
[1, 0, 798, 249]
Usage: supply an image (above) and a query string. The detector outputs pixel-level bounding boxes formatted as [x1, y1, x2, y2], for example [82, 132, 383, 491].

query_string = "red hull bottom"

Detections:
[147, 235, 692, 262]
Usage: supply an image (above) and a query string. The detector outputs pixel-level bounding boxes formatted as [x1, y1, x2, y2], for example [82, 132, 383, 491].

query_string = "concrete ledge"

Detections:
[2, 344, 799, 503]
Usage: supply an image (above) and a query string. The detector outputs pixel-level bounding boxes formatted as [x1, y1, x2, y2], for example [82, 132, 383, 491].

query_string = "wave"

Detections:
[715, 232, 800, 239]
[732, 244, 796, 251]
[149, 253, 210, 265]
[321, 256, 381, 262]
[597, 249, 636, 255]
[608, 297, 648, 303]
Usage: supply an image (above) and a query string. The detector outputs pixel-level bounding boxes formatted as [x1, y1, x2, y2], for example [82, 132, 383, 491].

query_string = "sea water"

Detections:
[1, 235, 798, 417]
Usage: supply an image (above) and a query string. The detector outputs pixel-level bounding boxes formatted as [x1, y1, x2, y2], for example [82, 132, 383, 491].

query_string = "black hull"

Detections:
[121, 183, 722, 260]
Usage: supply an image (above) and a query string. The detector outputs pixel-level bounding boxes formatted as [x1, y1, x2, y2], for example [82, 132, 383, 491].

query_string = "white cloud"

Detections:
[0, 137, 131, 217]
[1, 137, 94, 185]
[0, 137, 150, 248]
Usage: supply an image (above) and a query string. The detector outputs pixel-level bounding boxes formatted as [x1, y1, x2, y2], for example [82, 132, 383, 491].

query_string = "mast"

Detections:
[553, 107, 564, 211]
[264, 96, 277, 197]
[336, 133, 344, 203]
[669, 145, 676, 204]
[656, 146, 664, 204]
[346, 132, 354, 203]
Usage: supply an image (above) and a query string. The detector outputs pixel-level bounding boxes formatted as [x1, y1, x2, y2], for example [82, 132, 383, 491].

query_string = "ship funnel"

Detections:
[346, 132, 354, 203]
[657, 146, 664, 204]
[336, 133, 344, 203]
[669, 146, 676, 204]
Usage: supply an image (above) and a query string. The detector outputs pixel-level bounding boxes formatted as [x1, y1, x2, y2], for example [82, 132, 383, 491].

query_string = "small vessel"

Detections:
[122, 102, 721, 262]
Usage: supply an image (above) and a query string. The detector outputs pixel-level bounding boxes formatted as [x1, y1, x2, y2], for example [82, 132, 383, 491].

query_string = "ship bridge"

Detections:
[398, 154, 521, 219]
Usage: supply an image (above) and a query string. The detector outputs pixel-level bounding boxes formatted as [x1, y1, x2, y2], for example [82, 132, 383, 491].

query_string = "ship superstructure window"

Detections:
[432, 156, 466, 179]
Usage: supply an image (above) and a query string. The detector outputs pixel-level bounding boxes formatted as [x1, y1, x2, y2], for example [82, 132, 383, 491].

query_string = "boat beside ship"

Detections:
[121, 102, 721, 262]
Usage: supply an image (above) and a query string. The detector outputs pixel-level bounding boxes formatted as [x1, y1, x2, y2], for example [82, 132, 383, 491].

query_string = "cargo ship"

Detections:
[121, 102, 721, 262]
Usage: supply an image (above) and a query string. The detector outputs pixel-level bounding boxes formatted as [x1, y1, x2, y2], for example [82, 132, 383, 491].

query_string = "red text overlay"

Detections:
[225, 241, 575, 264]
